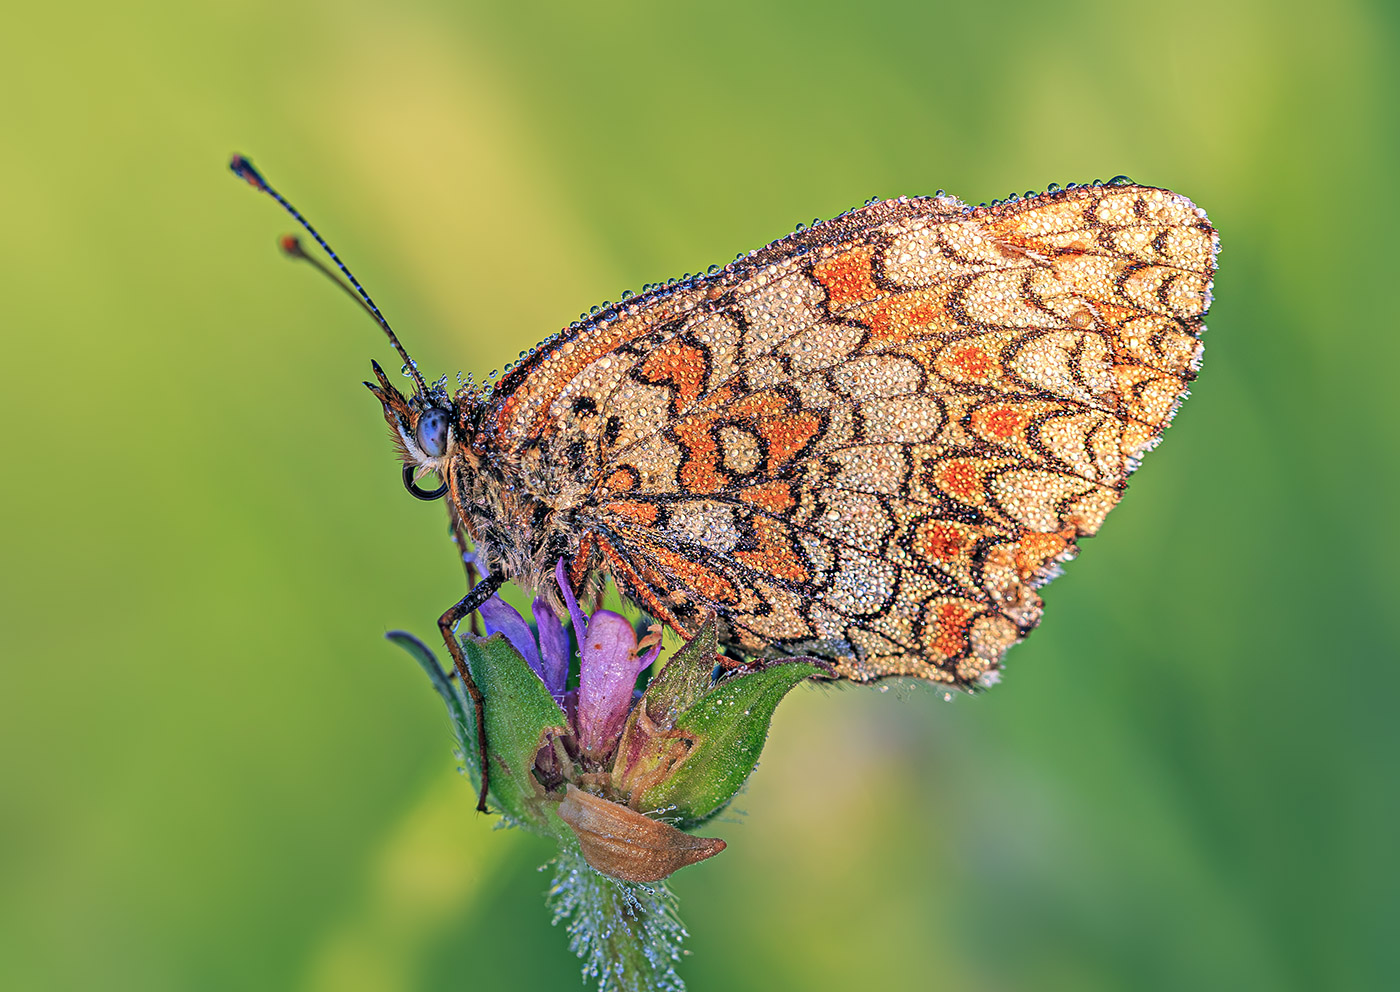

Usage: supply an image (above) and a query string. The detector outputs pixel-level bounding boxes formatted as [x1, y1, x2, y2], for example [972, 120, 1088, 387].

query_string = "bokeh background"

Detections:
[3, 1, 1397, 989]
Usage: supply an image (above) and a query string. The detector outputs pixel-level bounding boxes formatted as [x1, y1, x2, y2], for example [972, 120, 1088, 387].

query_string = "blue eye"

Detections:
[415, 408, 450, 457]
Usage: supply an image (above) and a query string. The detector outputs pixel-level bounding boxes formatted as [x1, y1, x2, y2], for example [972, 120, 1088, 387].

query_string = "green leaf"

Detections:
[386, 630, 478, 778]
[463, 633, 571, 830]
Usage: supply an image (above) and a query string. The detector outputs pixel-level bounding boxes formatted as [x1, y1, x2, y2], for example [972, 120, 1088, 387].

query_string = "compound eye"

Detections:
[415, 408, 450, 457]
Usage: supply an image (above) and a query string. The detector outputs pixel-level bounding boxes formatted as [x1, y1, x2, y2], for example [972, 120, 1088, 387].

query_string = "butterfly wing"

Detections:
[484, 184, 1217, 686]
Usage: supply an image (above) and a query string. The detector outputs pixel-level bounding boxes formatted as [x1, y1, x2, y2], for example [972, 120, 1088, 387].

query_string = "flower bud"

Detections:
[612, 618, 829, 828]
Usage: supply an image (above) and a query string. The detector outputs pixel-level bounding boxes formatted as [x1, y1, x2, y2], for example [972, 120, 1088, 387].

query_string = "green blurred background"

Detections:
[3, 1, 1396, 989]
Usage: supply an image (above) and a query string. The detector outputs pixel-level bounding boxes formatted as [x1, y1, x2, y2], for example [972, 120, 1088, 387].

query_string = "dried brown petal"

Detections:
[555, 785, 726, 883]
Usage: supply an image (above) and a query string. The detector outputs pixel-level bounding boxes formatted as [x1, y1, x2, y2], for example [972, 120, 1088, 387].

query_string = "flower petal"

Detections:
[555, 558, 586, 643]
[576, 610, 648, 755]
[478, 595, 544, 683]
[531, 596, 570, 697]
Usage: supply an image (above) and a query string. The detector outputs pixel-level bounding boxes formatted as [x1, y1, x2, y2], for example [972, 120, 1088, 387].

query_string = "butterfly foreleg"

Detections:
[438, 572, 506, 812]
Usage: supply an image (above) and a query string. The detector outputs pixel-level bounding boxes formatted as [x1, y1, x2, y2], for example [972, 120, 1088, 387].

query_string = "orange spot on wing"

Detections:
[727, 391, 821, 467]
[739, 481, 797, 513]
[929, 602, 974, 660]
[698, 385, 737, 411]
[638, 339, 707, 410]
[948, 345, 993, 379]
[910, 302, 940, 324]
[1014, 529, 1074, 580]
[736, 516, 809, 583]
[759, 412, 822, 466]
[648, 546, 738, 604]
[672, 412, 727, 494]
[813, 248, 880, 310]
[932, 459, 984, 503]
[856, 288, 957, 342]
[866, 304, 895, 338]
[917, 520, 971, 563]
[605, 469, 636, 492]
[606, 500, 660, 526]
[978, 405, 1029, 440]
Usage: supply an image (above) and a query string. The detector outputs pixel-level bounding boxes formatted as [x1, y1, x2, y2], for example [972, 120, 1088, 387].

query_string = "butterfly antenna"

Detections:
[229, 154, 430, 396]
[275, 234, 381, 322]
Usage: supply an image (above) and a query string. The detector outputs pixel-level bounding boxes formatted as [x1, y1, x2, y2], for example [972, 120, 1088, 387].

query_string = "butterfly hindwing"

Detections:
[483, 184, 1217, 686]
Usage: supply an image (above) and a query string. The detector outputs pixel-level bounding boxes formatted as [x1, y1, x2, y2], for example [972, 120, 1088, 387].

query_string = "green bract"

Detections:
[612, 618, 827, 828]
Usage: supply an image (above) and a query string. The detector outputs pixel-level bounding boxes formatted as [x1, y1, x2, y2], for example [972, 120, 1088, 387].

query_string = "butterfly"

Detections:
[232, 158, 1217, 806]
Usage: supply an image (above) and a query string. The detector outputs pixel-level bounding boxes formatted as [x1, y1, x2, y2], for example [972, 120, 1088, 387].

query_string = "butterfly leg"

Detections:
[439, 572, 505, 812]
[446, 504, 484, 637]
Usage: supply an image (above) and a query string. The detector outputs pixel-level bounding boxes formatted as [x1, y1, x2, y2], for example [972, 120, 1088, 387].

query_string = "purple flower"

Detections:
[478, 592, 569, 697]
[476, 561, 661, 758]
[555, 560, 662, 757]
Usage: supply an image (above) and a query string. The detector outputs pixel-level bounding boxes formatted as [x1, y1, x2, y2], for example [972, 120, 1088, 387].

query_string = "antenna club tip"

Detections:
[231, 157, 423, 388]
[229, 154, 269, 192]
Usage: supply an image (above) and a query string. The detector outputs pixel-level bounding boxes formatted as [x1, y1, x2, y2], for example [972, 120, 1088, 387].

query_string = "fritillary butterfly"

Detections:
[445, 181, 1216, 683]
[233, 160, 1217, 804]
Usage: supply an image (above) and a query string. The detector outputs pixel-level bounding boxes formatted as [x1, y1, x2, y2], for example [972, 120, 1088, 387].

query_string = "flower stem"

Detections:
[546, 839, 689, 992]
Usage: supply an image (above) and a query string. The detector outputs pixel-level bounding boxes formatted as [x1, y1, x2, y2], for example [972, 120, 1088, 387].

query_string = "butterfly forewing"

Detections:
[481, 184, 1217, 686]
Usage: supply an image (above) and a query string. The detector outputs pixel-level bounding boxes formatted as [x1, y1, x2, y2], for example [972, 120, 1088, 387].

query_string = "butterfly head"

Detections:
[365, 360, 458, 500]
[225, 155, 470, 503]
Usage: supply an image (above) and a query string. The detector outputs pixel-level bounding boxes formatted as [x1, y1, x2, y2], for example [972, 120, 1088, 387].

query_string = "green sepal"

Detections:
[641, 615, 722, 727]
[462, 633, 571, 830]
[388, 630, 569, 833]
[386, 629, 478, 779]
[613, 622, 824, 829]
[610, 619, 720, 812]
